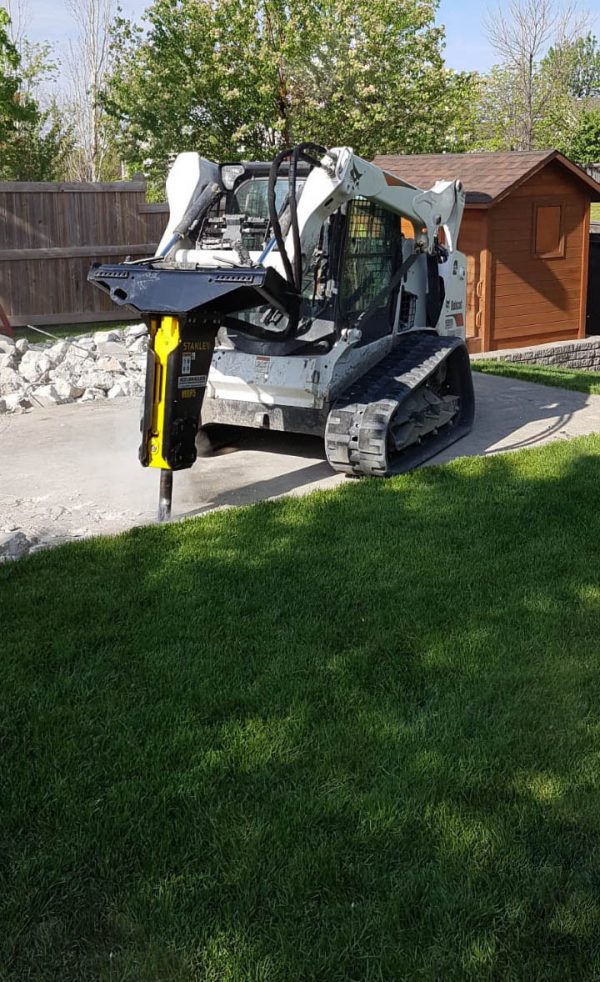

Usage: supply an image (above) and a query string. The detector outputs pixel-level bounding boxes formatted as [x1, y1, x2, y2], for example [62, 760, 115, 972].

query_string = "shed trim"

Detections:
[489, 151, 600, 207]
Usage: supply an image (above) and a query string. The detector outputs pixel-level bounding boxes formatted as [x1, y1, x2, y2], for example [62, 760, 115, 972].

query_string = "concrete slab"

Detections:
[1, 372, 599, 549]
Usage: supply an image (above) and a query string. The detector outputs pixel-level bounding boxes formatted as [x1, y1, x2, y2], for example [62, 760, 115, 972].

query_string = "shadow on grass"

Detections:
[2, 438, 600, 980]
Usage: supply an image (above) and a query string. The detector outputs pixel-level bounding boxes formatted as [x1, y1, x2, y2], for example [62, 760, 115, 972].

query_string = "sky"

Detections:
[437, 0, 497, 72]
[16, 0, 600, 73]
[22, 0, 497, 72]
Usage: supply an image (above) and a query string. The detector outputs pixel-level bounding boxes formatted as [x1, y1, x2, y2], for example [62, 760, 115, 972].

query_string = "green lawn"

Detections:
[3, 436, 600, 980]
[473, 359, 600, 395]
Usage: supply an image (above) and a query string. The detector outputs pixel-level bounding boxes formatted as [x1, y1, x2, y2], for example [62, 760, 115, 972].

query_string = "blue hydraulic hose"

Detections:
[258, 237, 276, 265]
[157, 233, 180, 259]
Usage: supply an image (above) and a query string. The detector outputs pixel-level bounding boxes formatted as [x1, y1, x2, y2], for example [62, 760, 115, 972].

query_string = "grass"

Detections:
[2, 435, 600, 980]
[473, 358, 600, 395]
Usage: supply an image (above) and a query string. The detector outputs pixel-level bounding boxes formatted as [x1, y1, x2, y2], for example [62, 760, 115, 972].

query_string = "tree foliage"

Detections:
[477, 0, 590, 151]
[544, 32, 600, 99]
[0, 8, 71, 180]
[562, 108, 600, 166]
[63, 0, 120, 182]
[475, 2, 600, 161]
[103, 0, 475, 192]
[0, 7, 36, 160]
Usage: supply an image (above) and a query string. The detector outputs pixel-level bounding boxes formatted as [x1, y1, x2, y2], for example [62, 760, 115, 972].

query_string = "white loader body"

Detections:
[157, 147, 468, 433]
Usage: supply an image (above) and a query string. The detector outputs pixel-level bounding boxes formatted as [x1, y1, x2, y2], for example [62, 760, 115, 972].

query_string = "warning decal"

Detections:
[178, 375, 207, 389]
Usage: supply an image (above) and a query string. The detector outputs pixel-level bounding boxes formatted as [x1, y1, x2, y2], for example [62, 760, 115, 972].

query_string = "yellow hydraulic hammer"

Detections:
[140, 314, 216, 520]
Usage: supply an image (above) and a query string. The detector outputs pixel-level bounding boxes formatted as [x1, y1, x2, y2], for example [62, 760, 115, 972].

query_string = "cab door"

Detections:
[336, 198, 403, 346]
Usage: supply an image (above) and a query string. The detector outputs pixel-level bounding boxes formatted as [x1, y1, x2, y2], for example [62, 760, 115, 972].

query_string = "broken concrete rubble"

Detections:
[0, 367, 25, 395]
[0, 352, 17, 370]
[78, 369, 118, 392]
[0, 336, 15, 354]
[93, 329, 120, 346]
[54, 378, 85, 401]
[4, 391, 32, 412]
[19, 351, 53, 384]
[80, 387, 106, 401]
[126, 322, 148, 339]
[126, 336, 149, 354]
[0, 324, 149, 414]
[96, 355, 127, 373]
[32, 383, 62, 407]
[0, 530, 36, 561]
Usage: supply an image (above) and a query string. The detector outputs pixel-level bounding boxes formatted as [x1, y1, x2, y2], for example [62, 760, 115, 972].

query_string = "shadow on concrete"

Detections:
[176, 373, 598, 517]
[200, 423, 328, 461]
[182, 460, 336, 519]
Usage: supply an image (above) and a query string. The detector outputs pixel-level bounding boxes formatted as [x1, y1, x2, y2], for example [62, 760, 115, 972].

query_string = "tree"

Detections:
[481, 0, 589, 150]
[0, 6, 70, 180]
[563, 108, 600, 165]
[64, 0, 119, 181]
[5, 99, 72, 180]
[103, 0, 475, 194]
[544, 32, 600, 99]
[0, 7, 35, 153]
[525, 31, 600, 155]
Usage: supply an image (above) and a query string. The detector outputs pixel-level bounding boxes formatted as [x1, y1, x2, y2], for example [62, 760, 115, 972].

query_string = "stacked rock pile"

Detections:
[0, 323, 149, 414]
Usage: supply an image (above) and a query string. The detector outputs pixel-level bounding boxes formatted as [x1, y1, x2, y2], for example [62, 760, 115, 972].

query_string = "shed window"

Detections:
[533, 203, 565, 259]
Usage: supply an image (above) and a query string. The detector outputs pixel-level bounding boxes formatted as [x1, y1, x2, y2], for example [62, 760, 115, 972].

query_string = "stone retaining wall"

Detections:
[471, 337, 600, 371]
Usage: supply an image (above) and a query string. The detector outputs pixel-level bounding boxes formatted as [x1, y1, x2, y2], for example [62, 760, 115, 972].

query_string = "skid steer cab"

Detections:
[89, 143, 474, 519]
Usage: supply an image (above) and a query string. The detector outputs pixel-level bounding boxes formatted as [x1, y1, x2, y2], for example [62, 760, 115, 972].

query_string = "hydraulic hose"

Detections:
[267, 142, 326, 289]
[289, 147, 303, 292]
[158, 181, 223, 258]
[265, 142, 327, 338]
[289, 143, 326, 293]
[173, 181, 222, 239]
[267, 148, 295, 287]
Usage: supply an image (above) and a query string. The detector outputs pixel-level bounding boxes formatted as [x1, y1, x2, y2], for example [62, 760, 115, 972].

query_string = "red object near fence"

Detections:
[0, 302, 13, 337]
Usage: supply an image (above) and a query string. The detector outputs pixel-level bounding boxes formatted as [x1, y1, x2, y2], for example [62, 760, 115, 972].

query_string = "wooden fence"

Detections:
[586, 164, 600, 185]
[0, 180, 169, 327]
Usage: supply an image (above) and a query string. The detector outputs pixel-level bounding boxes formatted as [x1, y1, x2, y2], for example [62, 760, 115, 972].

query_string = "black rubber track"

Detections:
[325, 330, 475, 476]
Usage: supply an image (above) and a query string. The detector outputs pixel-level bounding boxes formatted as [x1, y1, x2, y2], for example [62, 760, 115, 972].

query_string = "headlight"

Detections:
[221, 164, 245, 190]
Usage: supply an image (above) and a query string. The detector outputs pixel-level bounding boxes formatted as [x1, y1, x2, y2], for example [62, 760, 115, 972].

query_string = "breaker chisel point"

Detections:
[158, 469, 173, 522]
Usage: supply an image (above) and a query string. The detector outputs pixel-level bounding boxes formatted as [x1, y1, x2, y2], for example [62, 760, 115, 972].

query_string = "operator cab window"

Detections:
[338, 198, 403, 341]
[231, 177, 302, 220]
[220, 176, 305, 251]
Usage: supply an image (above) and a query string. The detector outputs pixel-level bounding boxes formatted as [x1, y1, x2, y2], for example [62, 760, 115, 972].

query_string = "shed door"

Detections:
[456, 210, 486, 350]
[466, 254, 479, 338]
[587, 231, 600, 335]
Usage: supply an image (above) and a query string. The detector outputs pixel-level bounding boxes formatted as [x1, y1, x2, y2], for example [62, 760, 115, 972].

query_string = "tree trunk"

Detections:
[264, 4, 292, 147]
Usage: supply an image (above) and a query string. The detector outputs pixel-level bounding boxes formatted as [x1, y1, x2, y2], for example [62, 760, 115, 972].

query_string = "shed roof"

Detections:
[373, 150, 600, 206]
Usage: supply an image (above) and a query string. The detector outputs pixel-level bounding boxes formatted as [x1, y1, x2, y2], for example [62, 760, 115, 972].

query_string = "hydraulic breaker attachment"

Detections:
[139, 315, 216, 520]
[88, 261, 302, 522]
[88, 263, 298, 324]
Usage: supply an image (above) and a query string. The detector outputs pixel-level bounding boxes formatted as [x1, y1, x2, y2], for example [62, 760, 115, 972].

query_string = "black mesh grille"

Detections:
[399, 290, 416, 329]
[339, 199, 402, 319]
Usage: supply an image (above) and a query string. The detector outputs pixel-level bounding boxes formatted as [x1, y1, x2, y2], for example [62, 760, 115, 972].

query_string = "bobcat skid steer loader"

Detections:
[89, 143, 474, 518]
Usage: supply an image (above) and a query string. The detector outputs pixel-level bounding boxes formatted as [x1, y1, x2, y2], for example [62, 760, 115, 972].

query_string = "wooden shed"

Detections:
[374, 151, 600, 352]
